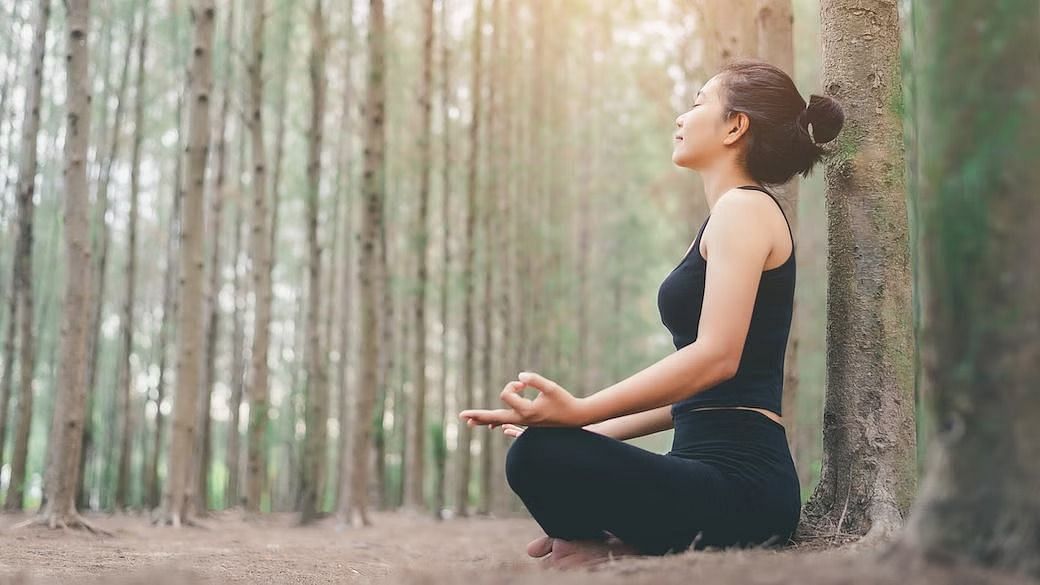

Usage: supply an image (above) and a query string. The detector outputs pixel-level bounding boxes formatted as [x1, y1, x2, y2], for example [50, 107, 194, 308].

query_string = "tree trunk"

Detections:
[114, 0, 150, 513]
[890, 0, 1040, 579]
[477, 0, 502, 518]
[345, 0, 386, 528]
[2, 0, 49, 512]
[432, 0, 452, 522]
[334, 0, 357, 518]
[373, 176, 393, 510]
[402, 0, 435, 515]
[454, 0, 483, 519]
[800, 0, 915, 543]
[193, 0, 235, 517]
[245, 0, 273, 515]
[161, 0, 215, 527]
[299, 0, 329, 524]
[225, 176, 247, 509]
[40, 0, 96, 530]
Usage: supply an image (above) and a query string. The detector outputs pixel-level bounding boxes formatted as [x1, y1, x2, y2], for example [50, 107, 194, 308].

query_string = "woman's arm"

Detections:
[580, 192, 774, 425]
[583, 405, 674, 441]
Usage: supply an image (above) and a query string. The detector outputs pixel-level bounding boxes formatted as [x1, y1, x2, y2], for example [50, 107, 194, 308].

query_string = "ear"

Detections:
[722, 111, 750, 146]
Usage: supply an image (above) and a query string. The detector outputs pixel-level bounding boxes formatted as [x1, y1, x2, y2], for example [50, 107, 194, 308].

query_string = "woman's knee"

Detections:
[504, 426, 583, 493]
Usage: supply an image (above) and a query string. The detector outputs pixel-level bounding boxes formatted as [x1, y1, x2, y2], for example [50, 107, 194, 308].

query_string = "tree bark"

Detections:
[402, 0, 435, 513]
[161, 0, 215, 527]
[890, 0, 1040, 579]
[334, 0, 358, 518]
[245, 0, 273, 515]
[345, 0, 387, 528]
[40, 0, 96, 530]
[299, 0, 329, 524]
[2, 0, 49, 512]
[800, 0, 915, 543]
[193, 0, 235, 517]
[431, 0, 453, 522]
[454, 0, 484, 519]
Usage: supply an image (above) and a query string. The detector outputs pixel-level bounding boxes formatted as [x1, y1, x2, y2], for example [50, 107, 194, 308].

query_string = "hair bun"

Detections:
[800, 94, 844, 144]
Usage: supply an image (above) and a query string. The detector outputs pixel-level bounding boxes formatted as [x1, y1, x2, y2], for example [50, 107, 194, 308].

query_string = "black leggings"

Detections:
[504, 408, 801, 555]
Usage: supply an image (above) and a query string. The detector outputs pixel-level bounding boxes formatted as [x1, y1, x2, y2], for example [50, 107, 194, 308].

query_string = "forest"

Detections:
[0, 0, 1037, 583]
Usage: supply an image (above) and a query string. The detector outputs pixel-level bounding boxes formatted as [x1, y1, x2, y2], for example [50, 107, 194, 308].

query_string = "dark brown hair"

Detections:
[717, 59, 844, 186]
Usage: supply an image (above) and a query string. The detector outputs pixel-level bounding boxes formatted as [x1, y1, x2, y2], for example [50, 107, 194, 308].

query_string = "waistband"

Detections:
[671, 407, 788, 447]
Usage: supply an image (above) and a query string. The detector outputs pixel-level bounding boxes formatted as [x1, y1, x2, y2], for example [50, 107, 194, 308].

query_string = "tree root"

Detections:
[11, 512, 112, 536]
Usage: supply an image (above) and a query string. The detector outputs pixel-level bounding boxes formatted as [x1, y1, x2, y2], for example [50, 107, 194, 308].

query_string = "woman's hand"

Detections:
[458, 371, 592, 429]
[500, 424, 525, 438]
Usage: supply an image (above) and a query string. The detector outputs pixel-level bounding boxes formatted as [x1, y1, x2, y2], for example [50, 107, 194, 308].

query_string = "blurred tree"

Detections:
[893, 0, 1040, 579]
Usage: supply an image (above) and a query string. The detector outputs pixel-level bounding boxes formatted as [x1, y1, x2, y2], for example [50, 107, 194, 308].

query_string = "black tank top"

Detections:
[657, 185, 795, 418]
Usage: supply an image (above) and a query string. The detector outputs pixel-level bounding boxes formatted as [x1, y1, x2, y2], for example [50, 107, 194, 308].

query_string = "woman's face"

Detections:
[672, 74, 742, 170]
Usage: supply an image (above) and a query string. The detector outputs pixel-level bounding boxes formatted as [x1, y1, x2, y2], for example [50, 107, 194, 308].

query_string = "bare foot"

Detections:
[543, 536, 642, 570]
[526, 535, 554, 558]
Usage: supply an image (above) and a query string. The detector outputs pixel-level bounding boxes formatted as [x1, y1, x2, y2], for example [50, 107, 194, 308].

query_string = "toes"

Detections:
[526, 535, 553, 558]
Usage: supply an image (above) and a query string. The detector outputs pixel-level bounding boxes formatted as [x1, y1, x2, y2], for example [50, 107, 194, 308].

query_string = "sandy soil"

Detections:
[0, 511, 1034, 585]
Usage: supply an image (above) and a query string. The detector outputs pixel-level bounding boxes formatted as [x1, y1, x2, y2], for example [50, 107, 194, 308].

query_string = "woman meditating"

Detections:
[459, 58, 844, 569]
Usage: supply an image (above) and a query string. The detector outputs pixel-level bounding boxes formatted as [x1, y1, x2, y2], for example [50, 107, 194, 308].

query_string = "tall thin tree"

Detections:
[454, 0, 484, 518]
[161, 0, 215, 527]
[345, 0, 387, 528]
[2, 0, 50, 512]
[299, 0, 329, 524]
[245, 0, 274, 515]
[31, 0, 99, 532]
[403, 0, 435, 512]
[194, 0, 236, 517]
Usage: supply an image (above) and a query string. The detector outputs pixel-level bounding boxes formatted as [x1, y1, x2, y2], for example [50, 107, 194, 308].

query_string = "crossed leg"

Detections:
[505, 426, 738, 566]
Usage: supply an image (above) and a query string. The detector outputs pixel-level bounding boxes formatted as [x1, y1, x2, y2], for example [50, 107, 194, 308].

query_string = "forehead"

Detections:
[696, 75, 722, 99]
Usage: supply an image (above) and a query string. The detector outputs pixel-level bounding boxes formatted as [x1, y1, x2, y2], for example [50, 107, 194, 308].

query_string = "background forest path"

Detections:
[0, 512, 1033, 585]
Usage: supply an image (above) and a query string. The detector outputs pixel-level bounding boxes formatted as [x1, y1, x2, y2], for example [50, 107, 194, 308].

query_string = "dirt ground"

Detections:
[0, 511, 1035, 585]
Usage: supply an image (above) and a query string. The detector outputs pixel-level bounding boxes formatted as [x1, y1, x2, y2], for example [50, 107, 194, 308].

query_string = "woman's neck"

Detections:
[698, 161, 759, 213]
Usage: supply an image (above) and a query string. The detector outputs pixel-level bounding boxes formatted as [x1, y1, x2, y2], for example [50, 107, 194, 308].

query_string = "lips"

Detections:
[674, 135, 683, 141]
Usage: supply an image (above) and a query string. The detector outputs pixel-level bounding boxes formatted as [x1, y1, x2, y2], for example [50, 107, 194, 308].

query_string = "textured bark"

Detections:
[334, 0, 358, 518]
[114, 0, 150, 513]
[40, 0, 95, 530]
[345, 0, 386, 528]
[225, 176, 247, 509]
[374, 176, 392, 510]
[801, 0, 915, 543]
[477, 0, 501, 517]
[193, 0, 235, 517]
[299, 0, 329, 524]
[891, 1, 1040, 579]
[160, 0, 215, 527]
[431, 0, 452, 522]
[2, 0, 49, 512]
[245, 0, 273, 515]
[754, 0, 803, 476]
[402, 0, 435, 513]
[454, 0, 483, 519]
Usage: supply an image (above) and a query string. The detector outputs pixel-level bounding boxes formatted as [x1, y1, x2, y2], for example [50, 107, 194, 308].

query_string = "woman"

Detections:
[459, 58, 844, 569]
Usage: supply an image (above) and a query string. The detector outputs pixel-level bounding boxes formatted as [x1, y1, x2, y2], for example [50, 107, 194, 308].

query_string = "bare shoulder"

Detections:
[703, 188, 774, 249]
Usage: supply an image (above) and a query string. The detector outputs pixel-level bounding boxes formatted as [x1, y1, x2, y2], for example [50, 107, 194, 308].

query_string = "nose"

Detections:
[675, 114, 683, 128]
